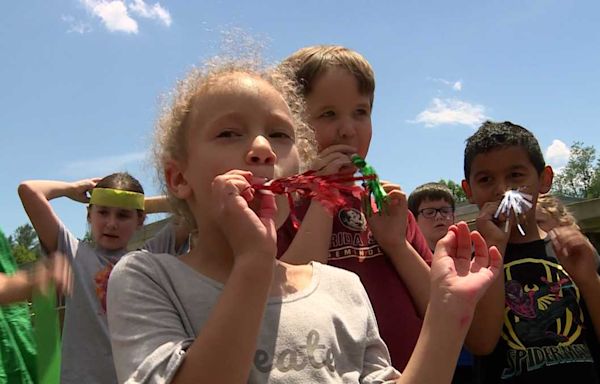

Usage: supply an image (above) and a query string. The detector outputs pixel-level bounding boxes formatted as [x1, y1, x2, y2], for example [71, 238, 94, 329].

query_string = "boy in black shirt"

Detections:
[461, 121, 600, 383]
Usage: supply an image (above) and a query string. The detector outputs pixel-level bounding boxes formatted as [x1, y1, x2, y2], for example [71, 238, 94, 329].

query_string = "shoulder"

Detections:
[316, 261, 361, 283]
[110, 250, 174, 287]
[314, 262, 368, 302]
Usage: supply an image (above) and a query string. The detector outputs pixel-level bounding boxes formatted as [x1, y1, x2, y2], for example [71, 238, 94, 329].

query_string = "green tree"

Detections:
[8, 224, 40, 265]
[551, 142, 600, 198]
[438, 179, 468, 204]
[11, 244, 38, 264]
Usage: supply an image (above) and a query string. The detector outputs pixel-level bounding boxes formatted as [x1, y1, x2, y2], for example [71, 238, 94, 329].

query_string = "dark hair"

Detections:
[280, 45, 375, 107]
[408, 183, 455, 217]
[95, 172, 144, 194]
[464, 120, 545, 180]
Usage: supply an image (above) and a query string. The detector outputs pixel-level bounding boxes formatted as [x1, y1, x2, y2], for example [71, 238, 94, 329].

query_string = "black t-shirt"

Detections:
[477, 238, 600, 384]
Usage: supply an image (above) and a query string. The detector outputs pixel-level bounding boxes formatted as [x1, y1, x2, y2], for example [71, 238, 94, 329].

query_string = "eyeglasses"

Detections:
[418, 207, 455, 219]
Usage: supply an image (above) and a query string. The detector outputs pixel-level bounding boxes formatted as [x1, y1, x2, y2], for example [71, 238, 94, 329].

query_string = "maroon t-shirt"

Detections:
[277, 196, 433, 370]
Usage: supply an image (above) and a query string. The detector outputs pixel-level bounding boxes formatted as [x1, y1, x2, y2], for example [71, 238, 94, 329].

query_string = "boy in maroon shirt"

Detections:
[277, 45, 432, 370]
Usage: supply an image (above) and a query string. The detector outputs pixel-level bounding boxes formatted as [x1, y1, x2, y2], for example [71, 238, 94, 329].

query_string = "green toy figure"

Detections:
[351, 155, 388, 216]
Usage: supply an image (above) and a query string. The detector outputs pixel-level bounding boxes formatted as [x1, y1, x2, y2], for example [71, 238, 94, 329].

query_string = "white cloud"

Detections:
[129, 0, 171, 26]
[82, 0, 138, 33]
[545, 139, 570, 171]
[429, 77, 463, 92]
[61, 152, 147, 178]
[62, 15, 92, 34]
[410, 98, 488, 128]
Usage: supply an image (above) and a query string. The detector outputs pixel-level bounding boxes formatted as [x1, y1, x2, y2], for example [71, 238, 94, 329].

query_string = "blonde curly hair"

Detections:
[536, 194, 579, 230]
[153, 59, 316, 228]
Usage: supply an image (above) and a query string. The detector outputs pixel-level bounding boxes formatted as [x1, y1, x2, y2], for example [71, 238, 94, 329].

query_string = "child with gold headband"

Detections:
[18, 172, 189, 384]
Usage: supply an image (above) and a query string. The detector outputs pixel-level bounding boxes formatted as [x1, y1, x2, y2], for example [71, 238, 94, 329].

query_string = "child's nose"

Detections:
[107, 214, 118, 228]
[246, 135, 276, 165]
[336, 117, 356, 140]
[494, 182, 508, 200]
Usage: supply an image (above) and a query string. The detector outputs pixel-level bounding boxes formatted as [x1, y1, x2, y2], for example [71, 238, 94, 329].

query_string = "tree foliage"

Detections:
[438, 179, 468, 204]
[8, 224, 40, 265]
[551, 142, 600, 198]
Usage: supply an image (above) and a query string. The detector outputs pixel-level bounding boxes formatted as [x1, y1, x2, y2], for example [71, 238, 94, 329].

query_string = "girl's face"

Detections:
[88, 205, 144, 251]
[168, 73, 300, 217]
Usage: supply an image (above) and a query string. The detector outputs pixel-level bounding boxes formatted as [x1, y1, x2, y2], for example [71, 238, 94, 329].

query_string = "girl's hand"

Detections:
[311, 144, 356, 176]
[212, 170, 277, 263]
[67, 178, 102, 203]
[367, 182, 407, 250]
[430, 222, 502, 323]
[549, 226, 599, 286]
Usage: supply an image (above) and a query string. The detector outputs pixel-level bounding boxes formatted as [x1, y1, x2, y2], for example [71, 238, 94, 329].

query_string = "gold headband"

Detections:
[89, 188, 145, 211]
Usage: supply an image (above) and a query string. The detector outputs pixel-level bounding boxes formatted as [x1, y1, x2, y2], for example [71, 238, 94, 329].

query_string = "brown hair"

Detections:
[154, 59, 316, 228]
[281, 45, 375, 107]
[94, 172, 144, 195]
[408, 183, 455, 217]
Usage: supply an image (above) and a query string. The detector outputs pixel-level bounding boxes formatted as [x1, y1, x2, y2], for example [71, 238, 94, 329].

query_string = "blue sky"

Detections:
[2, 0, 599, 239]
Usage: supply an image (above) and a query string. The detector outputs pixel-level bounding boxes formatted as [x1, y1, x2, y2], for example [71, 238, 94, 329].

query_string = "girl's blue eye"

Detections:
[320, 111, 335, 118]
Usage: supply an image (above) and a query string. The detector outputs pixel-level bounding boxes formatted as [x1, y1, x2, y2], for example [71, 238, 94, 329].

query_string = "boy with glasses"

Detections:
[408, 183, 456, 252]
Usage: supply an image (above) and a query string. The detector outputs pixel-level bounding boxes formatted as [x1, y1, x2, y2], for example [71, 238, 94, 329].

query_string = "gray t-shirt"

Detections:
[57, 221, 184, 384]
[107, 252, 401, 383]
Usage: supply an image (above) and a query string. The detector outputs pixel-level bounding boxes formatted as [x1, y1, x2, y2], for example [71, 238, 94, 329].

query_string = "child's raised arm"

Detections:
[18, 179, 99, 253]
[549, 226, 600, 341]
[367, 182, 431, 317]
[143, 195, 191, 251]
[280, 144, 355, 265]
[464, 201, 508, 354]
[396, 222, 502, 383]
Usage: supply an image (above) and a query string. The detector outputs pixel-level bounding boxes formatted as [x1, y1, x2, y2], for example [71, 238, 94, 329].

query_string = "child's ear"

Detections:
[461, 179, 475, 204]
[165, 160, 192, 199]
[539, 166, 554, 194]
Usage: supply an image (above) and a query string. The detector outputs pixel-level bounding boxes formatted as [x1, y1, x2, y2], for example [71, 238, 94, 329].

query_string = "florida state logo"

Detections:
[338, 207, 367, 232]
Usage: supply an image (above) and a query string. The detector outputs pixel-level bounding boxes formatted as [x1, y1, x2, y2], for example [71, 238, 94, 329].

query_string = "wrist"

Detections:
[24, 268, 39, 293]
[576, 273, 600, 294]
[232, 255, 275, 278]
[427, 294, 474, 336]
[383, 239, 408, 258]
[64, 183, 80, 199]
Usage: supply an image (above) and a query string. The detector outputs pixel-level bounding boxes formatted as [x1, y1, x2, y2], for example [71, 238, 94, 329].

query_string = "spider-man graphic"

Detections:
[505, 276, 582, 345]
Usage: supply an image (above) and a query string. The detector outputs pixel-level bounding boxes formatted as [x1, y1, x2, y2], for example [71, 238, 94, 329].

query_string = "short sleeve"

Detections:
[54, 222, 80, 261]
[107, 253, 193, 383]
